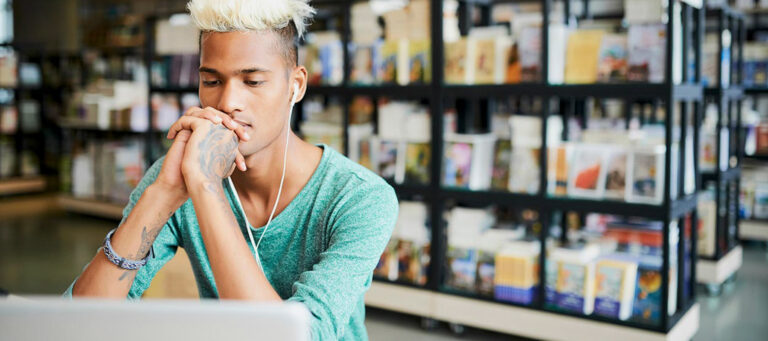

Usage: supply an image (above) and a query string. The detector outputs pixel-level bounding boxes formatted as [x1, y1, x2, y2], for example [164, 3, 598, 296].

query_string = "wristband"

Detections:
[102, 228, 154, 270]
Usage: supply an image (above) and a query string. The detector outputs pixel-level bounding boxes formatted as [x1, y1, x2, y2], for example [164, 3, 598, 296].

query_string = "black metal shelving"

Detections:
[312, 0, 706, 336]
[698, 4, 745, 263]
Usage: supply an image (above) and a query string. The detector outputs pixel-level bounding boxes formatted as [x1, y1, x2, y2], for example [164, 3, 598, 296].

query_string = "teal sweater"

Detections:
[64, 145, 399, 340]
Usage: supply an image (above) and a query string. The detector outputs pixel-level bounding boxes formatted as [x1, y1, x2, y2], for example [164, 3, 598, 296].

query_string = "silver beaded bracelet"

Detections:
[102, 228, 154, 270]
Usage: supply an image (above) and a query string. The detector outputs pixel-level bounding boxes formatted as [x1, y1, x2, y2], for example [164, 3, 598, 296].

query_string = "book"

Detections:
[519, 26, 541, 82]
[548, 144, 572, 196]
[505, 42, 522, 83]
[0, 105, 17, 134]
[624, 0, 665, 24]
[380, 40, 404, 85]
[509, 146, 540, 194]
[564, 30, 605, 84]
[445, 38, 470, 84]
[627, 24, 666, 83]
[697, 190, 717, 257]
[594, 257, 639, 321]
[627, 145, 665, 204]
[378, 140, 403, 183]
[597, 34, 629, 82]
[408, 40, 431, 84]
[491, 140, 511, 191]
[552, 244, 600, 315]
[0, 137, 15, 177]
[0, 52, 17, 87]
[351, 44, 376, 85]
[443, 134, 496, 190]
[603, 148, 629, 200]
[19, 100, 41, 133]
[568, 144, 607, 199]
[494, 240, 540, 305]
[404, 142, 430, 184]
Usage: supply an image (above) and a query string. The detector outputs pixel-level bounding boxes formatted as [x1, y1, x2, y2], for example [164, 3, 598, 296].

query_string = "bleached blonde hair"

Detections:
[187, 0, 315, 38]
[188, 0, 315, 66]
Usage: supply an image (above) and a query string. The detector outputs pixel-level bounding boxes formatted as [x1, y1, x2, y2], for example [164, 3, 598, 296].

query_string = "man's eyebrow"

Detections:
[198, 67, 272, 75]
[236, 67, 272, 75]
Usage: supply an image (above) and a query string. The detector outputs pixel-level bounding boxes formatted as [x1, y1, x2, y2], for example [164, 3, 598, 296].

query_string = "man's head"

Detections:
[188, 0, 314, 157]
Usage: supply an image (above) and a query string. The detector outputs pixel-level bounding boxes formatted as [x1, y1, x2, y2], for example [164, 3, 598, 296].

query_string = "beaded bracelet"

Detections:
[102, 228, 154, 270]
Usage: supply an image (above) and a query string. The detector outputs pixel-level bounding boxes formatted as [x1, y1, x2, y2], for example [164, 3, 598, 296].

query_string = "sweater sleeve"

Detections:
[286, 180, 398, 340]
[63, 157, 184, 299]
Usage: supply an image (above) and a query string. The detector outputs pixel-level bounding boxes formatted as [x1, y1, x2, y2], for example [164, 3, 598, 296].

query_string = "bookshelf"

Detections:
[58, 195, 124, 220]
[340, 0, 705, 338]
[0, 177, 46, 196]
[696, 3, 745, 294]
[740, 1, 768, 244]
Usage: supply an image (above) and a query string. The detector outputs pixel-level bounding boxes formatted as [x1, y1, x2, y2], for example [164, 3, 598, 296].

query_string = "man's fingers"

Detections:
[235, 152, 247, 171]
[183, 107, 251, 142]
[167, 116, 208, 139]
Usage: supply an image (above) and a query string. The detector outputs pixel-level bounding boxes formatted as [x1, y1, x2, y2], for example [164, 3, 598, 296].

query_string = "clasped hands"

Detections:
[153, 106, 251, 198]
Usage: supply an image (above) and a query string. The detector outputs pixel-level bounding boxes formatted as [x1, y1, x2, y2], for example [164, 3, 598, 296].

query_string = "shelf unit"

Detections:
[0, 44, 50, 194]
[0, 177, 47, 196]
[57, 195, 124, 220]
[740, 4, 768, 242]
[307, 0, 707, 338]
[697, 4, 745, 291]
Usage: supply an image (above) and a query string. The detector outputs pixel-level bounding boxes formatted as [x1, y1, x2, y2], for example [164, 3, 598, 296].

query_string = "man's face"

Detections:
[198, 30, 297, 157]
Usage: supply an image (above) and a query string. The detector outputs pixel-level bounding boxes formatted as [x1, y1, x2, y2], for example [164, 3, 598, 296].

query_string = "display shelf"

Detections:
[441, 188, 698, 220]
[58, 195, 124, 220]
[696, 246, 743, 291]
[443, 83, 703, 101]
[703, 86, 744, 99]
[701, 167, 741, 183]
[57, 121, 148, 134]
[306, 85, 433, 98]
[366, 282, 700, 341]
[389, 182, 433, 198]
[739, 219, 768, 241]
[149, 86, 198, 93]
[744, 154, 768, 162]
[0, 177, 47, 196]
[744, 87, 768, 94]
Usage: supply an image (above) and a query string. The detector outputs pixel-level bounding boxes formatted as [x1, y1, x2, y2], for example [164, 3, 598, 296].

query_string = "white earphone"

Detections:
[228, 82, 299, 264]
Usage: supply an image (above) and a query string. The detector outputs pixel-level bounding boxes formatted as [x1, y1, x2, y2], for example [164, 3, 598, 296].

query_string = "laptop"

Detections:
[0, 297, 310, 341]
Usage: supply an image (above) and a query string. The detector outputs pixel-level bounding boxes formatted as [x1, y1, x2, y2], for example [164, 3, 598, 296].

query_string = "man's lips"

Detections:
[232, 119, 252, 128]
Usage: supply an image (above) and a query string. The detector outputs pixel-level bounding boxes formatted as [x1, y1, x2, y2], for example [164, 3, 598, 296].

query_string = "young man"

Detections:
[64, 1, 399, 340]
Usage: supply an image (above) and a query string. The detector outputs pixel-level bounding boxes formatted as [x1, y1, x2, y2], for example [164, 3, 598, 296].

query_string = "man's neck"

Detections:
[229, 134, 322, 210]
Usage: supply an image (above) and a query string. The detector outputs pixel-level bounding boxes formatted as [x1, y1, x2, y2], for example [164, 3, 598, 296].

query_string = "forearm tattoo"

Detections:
[117, 210, 173, 281]
[198, 125, 238, 188]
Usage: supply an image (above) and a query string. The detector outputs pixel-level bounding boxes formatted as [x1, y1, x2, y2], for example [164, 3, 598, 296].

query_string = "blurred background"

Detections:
[1, 0, 767, 340]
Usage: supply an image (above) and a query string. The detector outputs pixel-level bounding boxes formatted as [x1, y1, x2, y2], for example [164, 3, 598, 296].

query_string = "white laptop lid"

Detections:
[0, 297, 310, 341]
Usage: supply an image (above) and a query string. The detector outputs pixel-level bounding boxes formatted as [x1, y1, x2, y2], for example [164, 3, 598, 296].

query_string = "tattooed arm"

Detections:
[70, 130, 194, 298]
[180, 120, 281, 301]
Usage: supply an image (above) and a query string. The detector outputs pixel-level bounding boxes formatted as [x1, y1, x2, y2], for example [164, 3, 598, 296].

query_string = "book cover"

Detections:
[445, 38, 469, 84]
[405, 142, 430, 184]
[446, 246, 478, 293]
[509, 147, 540, 194]
[568, 145, 607, 198]
[473, 38, 496, 84]
[351, 45, 375, 85]
[491, 140, 511, 191]
[594, 258, 639, 321]
[604, 149, 628, 200]
[409, 40, 431, 84]
[380, 40, 400, 84]
[378, 140, 400, 181]
[564, 30, 605, 84]
[443, 141, 473, 188]
[597, 34, 629, 82]
[505, 42, 522, 84]
[519, 27, 541, 82]
[627, 147, 665, 204]
[631, 264, 663, 324]
[628, 24, 666, 83]
[555, 261, 596, 315]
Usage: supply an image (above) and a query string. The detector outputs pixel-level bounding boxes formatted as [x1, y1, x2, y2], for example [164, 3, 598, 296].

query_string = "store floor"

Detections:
[1, 199, 767, 340]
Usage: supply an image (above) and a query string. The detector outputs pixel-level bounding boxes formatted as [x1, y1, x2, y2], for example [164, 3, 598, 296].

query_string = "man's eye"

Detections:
[245, 80, 264, 86]
[202, 80, 220, 86]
